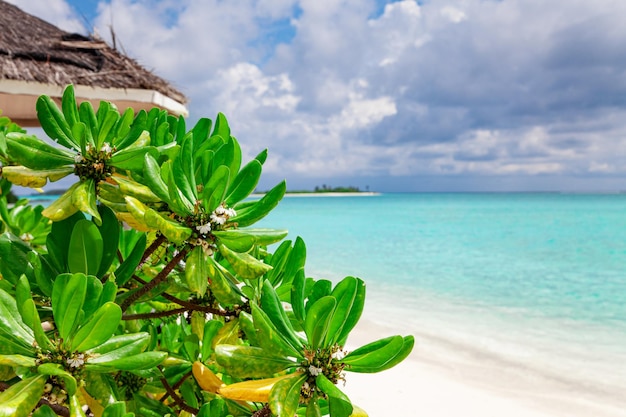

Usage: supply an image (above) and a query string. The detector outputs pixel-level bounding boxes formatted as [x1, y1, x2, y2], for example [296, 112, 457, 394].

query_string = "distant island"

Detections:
[287, 185, 371, 194]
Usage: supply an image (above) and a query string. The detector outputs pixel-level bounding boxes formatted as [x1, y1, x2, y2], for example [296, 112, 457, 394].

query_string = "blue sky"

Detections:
[7, 0, 626, 192]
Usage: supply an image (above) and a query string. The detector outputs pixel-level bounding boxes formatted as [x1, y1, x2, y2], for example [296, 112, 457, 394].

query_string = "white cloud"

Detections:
[5, 0, 84, 32]
[8, 0, 626, 191]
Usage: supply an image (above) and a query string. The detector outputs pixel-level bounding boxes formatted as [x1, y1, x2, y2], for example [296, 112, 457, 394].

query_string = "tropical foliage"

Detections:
[0, 85, 413, 417]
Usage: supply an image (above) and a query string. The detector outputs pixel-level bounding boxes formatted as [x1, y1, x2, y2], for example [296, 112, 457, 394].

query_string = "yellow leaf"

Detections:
[192, 361, 224, 393]
[218, 373, 298, 403]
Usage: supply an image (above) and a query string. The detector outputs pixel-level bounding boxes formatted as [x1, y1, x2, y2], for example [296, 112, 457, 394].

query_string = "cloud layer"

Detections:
[7, 0, 626, 191]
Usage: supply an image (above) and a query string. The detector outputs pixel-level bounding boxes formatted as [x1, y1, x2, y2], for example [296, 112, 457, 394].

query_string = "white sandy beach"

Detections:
[343, 317, 626, 417]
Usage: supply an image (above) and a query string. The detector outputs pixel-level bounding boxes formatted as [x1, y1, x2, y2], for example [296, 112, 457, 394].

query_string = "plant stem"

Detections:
[139, 233, 167, 267]
[120, 247, 188, 312]
[159, 375, 199, 415]
[122, 307, 187, 320]
[130, 274, 240, 317]
[252, 405, 272, 417]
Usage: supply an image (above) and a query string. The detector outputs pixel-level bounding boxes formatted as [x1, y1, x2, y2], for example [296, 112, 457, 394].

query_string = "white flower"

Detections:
[100, 143, 112, 153]
[196, 222, 211, 234]
[214, 205, 227, 215]
[332, 349, 346, 361]
[226, 208, 237, 217]
[210, 213, 226, 225]
[308, 365, 323, 376]
[19, 233, 34, 242]
[74, 154, 85, 163]
[67, 354, 85, 368]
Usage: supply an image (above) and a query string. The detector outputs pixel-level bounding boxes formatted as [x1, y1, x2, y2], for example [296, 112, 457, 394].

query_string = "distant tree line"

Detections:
[313, 185, 362, 193]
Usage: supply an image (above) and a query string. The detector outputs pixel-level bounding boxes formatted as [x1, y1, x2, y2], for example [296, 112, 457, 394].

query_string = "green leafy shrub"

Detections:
[0, 85, 413, 417]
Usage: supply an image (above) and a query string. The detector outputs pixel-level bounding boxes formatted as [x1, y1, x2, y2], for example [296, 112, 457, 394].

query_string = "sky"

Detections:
[6, 0, 626, 192]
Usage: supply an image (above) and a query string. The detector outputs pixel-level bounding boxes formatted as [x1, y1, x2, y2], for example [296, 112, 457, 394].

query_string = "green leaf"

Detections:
[112, 175, 161, 203]
[230, 180, 286, 227]
[306, 395, 323, 417]
[142, 204, 192, 245]
[171, 149, 197, 208]
[37, 363, 77, 397]
[185, 246, 208, 296]
[95, 205, 120, 278]
[142, 152, 171, 203]
[200, 165, 229, 213]
[85, 351, 167, 371]
[212, 230, 256, 253]
[342, 335, 414, 373]
[291, 269, 306, 324]
[86, 332, 150, 358]
[304, 296, 336, 349]
[201, 320, 224, 362]
[0, 333, 34, 356]
[324, 277, 362, 346]
[96, 106, 120, 148]
[0, 375, 46, 417]
[0, 289, 34, 347]
[225, 158, 262, 206]
[164, 160, 194, 214]
[5, 132, 75, 169]
[217, 243, 272, 279]
[101, 402, 131, 417]
[71, 179, 100, 225]
[306, 280, 332, 313]
[336, 278, 366, 346]
[0, 233, 36, 285]
[260, 280, 304, 350]
[69, 393, 87, 417]
[316, 374, 353, 417]
[0, 354, 36, 368]
[251, 303, 302, 359]
[41, 182, 80, 222]
[205, 256, 244, 305]
[36, 94, 78, 150]
[78, 101, 97, 148]
[32, 405, 57, 417]
[70, 302, 122, 352]
[68, 219, 103, 276]
[114, 109, 147, 149]
[213, 229, 288, 253]
[114, 232, 146, 286]
[109, 146, 158, 173]
[52, 273, 88, 342]
[215, 345, 296, 378]
[20, 299, 53, 351]
[0, 166, 73, 188]
[269, 373, 307, 417]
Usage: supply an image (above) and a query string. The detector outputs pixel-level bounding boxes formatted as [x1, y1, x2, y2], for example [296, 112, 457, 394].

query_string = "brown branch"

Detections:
[130, 273, 239, 317]
[159, 376, 199, 415]
[120, 247, 189, 312]
[139, 234, 167, 267]
[160, 292, 239, 317]
[159, 371, 193, 404]
[252, 404, 272, 417]
[122, 307, 187, 320]
[36, 399, 70, 417]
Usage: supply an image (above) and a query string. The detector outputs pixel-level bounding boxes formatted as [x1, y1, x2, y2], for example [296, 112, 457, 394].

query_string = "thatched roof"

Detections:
[0, 0, 188, 126]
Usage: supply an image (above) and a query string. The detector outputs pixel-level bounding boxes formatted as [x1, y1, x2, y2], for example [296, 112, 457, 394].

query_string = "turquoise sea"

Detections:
[256, 193, 626, 399]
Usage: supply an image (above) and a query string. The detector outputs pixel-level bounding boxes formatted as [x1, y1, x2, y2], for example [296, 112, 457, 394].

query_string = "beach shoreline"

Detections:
[344, 314, 626, 417]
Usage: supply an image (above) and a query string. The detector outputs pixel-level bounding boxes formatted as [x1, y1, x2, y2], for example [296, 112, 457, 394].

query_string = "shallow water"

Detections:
[257, 193, 626, 397]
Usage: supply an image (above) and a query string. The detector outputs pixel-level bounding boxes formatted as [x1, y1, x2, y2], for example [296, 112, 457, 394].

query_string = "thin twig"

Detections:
[130, 274, 239, 317]
[159, 376, 199, 415]
[122, 307, 187, 320]
[139, 234, 167, 267]
[251, 404, 272, 417]
[120, 247, 189, 312]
